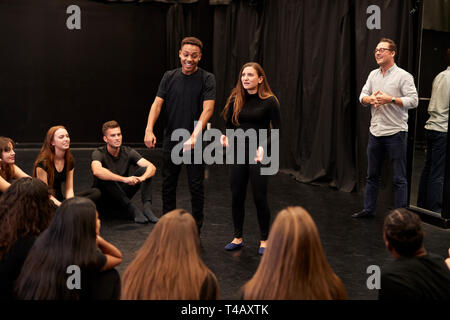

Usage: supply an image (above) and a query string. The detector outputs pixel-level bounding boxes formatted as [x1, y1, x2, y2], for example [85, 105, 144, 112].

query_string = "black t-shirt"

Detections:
[0, 236, 36, 300]
[36, 159, 75, 201]
[157, 67, 216, 150]
[379, 253, 450, 300]
[91, 146, 142, 185]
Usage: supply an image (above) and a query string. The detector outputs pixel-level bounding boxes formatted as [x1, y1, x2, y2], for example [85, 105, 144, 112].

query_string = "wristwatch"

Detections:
[391, 97, 395, 103]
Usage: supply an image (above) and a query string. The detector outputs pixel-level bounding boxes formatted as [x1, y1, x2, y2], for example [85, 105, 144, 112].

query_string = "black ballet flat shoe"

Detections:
[224, 241, 244, 251]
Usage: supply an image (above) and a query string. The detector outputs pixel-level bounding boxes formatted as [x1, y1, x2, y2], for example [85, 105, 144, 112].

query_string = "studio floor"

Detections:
[14, 147, 450, 300]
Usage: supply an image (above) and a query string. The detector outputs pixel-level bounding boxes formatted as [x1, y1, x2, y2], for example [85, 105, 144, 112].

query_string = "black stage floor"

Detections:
[14, 148, 450, 300]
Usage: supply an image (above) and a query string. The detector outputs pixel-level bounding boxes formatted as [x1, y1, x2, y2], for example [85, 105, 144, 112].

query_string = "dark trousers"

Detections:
[229, 163, 270, 241]
[76, 188, 101, 204]
[96, 166, 152, 218]
[162, 149, 204, 230]
[364, 131, 408, 214]
[417, 129, 447, 213]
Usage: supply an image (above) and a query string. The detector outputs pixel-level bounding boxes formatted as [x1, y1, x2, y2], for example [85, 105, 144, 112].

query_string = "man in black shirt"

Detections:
[92, 120, 158, 224]
[379, 208, 450, 300]
[144, 36, 216, 232]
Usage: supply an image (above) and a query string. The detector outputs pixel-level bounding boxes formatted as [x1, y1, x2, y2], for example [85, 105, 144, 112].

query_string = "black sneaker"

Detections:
[351, 210, 375, 218]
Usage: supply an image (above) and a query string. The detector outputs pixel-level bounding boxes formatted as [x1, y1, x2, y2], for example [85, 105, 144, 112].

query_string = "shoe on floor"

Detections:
[224, 241, 244, 251]
[351, 210, 375, 218]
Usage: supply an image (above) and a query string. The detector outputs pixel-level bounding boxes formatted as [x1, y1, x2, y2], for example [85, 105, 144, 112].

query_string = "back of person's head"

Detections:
[121, 209, 218, 300]
[383, 208, 424, 258]
[0, 177, 54, 260]
[181, 36, 203, 51]
[102, 120, 120, 136]
[15, 197, 98, 300]
[243, 206, 346, 300]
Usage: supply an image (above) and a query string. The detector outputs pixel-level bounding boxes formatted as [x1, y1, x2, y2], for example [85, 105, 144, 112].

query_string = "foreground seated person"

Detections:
[242, 206, 347, 299]
[121, 209, 219, 299]
[15, 197, 122, 300]
[91, 120, 158, 224]
[379, 208, 450, 300]
[0, 178, 55, 300]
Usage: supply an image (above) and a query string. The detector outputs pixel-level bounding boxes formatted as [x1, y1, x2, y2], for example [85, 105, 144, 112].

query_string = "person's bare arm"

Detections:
[35, 167, 61, 206]
[183, 99, 215, 151]
[136, 158, 156, 182]
[144, 97, 164, 148]
[96, 235, 122, 271]
[91, 160, 139, 185]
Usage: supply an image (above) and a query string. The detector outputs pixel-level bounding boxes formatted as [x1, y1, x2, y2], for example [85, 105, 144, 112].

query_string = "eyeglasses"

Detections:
[374, 48, 392, 54]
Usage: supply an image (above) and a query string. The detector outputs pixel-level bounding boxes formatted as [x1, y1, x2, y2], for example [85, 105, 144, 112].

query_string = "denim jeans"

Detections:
[417, 129, 448, 213]
[364, 131, 408, 214]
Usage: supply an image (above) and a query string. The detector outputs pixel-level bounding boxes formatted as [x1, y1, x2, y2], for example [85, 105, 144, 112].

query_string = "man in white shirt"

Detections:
[353, 38, 418, 218]
[417, 49, 450, 213]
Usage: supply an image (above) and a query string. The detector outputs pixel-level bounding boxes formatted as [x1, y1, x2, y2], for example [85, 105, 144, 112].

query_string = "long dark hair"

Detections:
[121, 209, 219, 300]
[222, 62, 278, 126]
[0, 178, 54, 260]
[0, 136, 16, 181]
[15, 197, 99, 300]
[32, 126, 73, 190]
[243, 207, 347, 300]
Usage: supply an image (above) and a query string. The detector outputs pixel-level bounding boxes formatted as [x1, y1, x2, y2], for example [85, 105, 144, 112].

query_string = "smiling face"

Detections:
[103, 127, 122, 149]
[52, 128, 70, 152]
[1, 142, 16, 165]
[374, 42, 395, 68]
[241, 66, 263, 94]
[179, 44, 202, 75]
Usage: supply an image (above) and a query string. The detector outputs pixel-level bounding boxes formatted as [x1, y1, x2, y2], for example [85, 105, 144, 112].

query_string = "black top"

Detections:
[379, 253, 450, 300]
[0, 236, 36, 300]
[80, 250, 109, 300]
[157, 67, 216, 150]
[36, 159, 75, 201]
[91, 146, 142, 186]
[225, 93, 281, 162]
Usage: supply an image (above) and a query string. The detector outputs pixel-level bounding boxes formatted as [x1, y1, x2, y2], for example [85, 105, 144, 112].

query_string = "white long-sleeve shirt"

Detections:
[425, 67, 450, 133]
[359, 64, 419, 137]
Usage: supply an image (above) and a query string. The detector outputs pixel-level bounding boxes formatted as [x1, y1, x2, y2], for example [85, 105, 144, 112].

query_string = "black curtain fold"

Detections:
[212, 0, 356, 192]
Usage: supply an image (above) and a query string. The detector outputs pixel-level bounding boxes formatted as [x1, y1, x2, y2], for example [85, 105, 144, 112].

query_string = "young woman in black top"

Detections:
[0, 137, 29, 194]
[221, 62, 281, 255]
[33, 126, 100, 206]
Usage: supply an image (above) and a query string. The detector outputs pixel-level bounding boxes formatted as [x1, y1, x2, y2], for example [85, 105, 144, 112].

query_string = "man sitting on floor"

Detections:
[91, 120, 158, 224]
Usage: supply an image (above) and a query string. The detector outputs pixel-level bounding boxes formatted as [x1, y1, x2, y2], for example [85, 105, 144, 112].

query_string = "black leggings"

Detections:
[229, 163, 270, 241]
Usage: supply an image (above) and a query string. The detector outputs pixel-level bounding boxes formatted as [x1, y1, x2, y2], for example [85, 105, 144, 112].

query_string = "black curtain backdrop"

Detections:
[0, 0, 421, 197]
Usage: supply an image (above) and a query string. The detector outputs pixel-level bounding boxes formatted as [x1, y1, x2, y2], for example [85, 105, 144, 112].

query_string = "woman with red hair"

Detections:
[33, 125, 100, 206]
